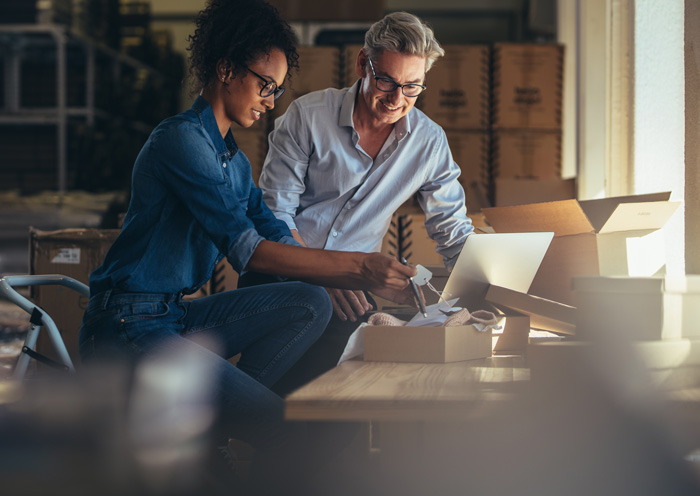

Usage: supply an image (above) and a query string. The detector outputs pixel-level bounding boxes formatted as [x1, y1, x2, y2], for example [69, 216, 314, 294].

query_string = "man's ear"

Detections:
[355, 48, 368, 79]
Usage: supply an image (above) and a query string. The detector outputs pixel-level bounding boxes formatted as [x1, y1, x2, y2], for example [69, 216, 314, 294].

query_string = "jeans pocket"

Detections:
[119, 301, 170, 323]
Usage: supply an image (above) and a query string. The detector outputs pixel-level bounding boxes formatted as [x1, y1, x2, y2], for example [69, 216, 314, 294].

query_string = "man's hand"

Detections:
[370, 284, 420, 308]
[326, 288, 373, 322]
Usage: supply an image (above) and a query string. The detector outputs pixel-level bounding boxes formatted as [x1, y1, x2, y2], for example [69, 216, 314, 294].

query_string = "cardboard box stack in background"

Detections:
[342, 44, 363, 88]
[231, 124, 268, 186]
[420, 45, 490, 131]
[420, 45, 491, 213]
[490, 43, 567, 207]
[30, 228, 120, 364]
[271, 46, 342, 119]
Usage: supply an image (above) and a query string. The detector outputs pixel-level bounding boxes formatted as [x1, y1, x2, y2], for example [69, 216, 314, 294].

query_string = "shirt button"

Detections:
[222, 162, 227, 168]
[332, 231, 338, 237]
[345, 205, 352, 210]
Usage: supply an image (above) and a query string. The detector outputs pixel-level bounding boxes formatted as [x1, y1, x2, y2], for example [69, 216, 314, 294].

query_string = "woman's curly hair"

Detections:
[187, 0, 299, 93]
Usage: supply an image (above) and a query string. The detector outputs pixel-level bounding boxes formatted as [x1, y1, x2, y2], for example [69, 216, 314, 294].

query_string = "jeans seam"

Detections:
[184, 301, 320, 382]
[184, 301, 315, 334]
[255, 304, 318, 382]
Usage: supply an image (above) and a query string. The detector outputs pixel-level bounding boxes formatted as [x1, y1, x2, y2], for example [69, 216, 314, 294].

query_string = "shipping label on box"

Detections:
[492, 130, 561, 179]
[420, 45, 490, 131]
[30, 228, 120, 363]
[272, 46, 341, 118]
[483, 192, 680, 305]
[492, 43, 564, 130]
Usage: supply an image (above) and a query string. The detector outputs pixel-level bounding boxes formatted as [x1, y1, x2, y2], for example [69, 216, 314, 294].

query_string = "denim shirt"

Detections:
[90, 96, 297, 295]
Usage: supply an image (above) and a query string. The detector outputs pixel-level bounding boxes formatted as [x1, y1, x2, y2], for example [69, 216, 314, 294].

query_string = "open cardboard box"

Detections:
[364, 324, 492, 363]
[365, 233, 555, 363]
[483, 192, 680, 306]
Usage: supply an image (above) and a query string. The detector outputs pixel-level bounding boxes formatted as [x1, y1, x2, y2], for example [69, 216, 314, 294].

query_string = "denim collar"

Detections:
[191, 95, 238, 157]
[339, 79, 411, 138]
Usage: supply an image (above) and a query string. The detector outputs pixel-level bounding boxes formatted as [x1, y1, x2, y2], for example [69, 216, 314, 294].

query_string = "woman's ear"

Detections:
[216, 59, 232, 83]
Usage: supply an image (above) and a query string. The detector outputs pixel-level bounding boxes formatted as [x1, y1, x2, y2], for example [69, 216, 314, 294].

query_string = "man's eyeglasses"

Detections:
[367, 58, 426, 98]
[247, 68, 285, 100]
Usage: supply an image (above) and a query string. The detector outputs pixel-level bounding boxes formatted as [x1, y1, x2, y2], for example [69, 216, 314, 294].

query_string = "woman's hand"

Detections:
[358, 253, 416, 291]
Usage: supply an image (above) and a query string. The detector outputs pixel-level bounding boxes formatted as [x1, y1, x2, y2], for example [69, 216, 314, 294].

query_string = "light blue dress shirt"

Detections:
[260, 81, 473, 267]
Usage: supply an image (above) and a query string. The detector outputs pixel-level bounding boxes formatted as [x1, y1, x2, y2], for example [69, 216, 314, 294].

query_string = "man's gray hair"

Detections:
[363, 12, 445, 72]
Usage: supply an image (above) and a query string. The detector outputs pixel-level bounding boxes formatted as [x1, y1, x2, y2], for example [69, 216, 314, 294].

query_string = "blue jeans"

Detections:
[79, 281, 332, 487]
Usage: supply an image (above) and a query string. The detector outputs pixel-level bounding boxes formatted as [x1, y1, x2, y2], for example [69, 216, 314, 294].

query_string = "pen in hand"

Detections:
[401, 257, 427, 317]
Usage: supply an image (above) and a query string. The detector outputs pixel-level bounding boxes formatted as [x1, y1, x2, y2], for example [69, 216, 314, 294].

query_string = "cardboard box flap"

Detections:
[597, 201, 681, 234]
[578, 192, 672, 232]
[483, 200, 594, 237]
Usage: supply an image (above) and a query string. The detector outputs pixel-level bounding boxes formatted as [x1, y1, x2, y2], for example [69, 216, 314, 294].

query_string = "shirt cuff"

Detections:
[227, 228, 266, 273]
[278, 235, 302, 247]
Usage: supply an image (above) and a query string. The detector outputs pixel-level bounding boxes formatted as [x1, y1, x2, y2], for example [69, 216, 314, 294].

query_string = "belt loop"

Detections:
[101, 289, 113, 310]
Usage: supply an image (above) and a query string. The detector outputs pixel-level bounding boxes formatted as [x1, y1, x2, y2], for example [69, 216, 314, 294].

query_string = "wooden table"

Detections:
[285, 355, 529, 422]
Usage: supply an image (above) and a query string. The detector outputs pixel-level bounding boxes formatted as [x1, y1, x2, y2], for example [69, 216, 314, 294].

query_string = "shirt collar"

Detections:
[191, 95, 237, 157]
[339, 79, 412, 138]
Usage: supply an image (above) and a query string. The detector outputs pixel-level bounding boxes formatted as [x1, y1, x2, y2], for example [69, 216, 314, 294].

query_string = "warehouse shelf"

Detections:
[0, 23, 179, 194]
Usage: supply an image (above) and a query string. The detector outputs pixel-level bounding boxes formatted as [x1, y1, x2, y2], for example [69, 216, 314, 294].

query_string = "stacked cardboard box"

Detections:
[30, 228, 120, 365]
[342, 44, 363, 88]
[421, 45, 491, 213]
[491, 43, 567, 206]
[231, 125, 268, 186]
[272, 46, 342, 119]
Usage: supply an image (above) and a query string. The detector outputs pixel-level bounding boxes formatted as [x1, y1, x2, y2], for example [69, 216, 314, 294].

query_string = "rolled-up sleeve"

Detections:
[417, 131, 474, 268]
[260, 101, 312, 231]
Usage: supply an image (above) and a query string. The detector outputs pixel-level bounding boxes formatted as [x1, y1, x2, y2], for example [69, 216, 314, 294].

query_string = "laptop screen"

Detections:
[442, 232, 554, 306]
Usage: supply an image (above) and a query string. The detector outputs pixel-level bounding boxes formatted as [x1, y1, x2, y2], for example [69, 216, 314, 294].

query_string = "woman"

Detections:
[78, 0, 414, 492]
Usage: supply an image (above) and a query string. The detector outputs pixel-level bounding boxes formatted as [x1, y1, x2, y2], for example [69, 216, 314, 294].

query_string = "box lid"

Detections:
[483, 200, 593, 236]
[483, 191, 678, 237]
[577, 192, 669, 230]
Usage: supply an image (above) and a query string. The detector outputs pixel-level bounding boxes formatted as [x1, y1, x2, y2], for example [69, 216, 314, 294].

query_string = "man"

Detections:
[246, 12, 474, 395]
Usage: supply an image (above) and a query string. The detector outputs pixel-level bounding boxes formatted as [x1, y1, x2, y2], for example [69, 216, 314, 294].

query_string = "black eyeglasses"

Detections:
[247, 68, 285, 100]
[367, 58, 426, 98]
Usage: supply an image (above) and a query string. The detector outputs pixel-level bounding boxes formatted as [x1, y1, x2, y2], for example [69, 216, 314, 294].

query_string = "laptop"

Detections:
[441, 232, 554, 307]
